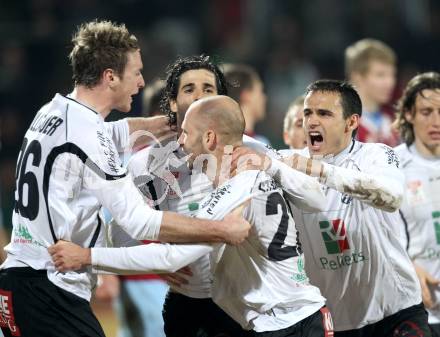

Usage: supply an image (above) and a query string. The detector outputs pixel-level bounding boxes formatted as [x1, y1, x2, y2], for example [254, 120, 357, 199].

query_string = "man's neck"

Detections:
[359, 92, 379, 113]
[71, 86, 112, 119]
[414, 138, 440, 159]
[242, 106, 256, 134]
[212, 143, 241, 187]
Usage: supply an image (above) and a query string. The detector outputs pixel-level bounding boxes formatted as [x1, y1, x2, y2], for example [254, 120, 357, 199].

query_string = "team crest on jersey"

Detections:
[406, 180, 426, 205]
[319, 219, 350, 254]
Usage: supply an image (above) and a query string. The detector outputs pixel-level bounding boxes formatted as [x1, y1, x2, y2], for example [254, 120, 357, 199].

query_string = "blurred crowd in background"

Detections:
[1, 0, 440, 253]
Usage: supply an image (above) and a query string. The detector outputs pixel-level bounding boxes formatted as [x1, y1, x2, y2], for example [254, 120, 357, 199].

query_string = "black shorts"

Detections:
[0, 267, 105, 337]
[429, 323, 440, 337]
[334, 303, 431, 337]
[253, 307, 334, 337]
[162, 291, 252, 337]
[430, 323, 440, 337]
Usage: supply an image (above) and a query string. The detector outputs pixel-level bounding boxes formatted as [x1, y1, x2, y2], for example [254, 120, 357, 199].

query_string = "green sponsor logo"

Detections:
[188, 202, 199, 212]
[433, 211, 440, 244]
[291, 256, 308, 283]
[318, 219, 366, 270]
[14, 224, 44, 247]
[319, 252, 367, 270]
[423, 247, 440, 260]
[319, 219, 350, 254]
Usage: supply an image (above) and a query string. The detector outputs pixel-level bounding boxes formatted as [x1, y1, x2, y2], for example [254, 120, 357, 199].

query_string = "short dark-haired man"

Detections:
[241, 79, 430, 336]
[394, 72, 440, 336]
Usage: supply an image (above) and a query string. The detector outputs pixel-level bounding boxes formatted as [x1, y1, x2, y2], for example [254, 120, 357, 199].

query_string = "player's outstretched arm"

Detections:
[90, 171, 250, 244]
[158, 211, 251, 245]
[48, 240, 213, 274]
[231, 146, 326, 212]
[285, 149, 404, 212]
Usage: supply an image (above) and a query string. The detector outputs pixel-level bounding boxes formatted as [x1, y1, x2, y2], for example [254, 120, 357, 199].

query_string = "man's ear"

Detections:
[240, 89, 251, 105]
[204, 130, 217, 151]
[404, 109, 414, 125]
[170, 99, 178, 113]
[283, 131, 291, 147]
[346, 114, 360, 134]
[103, 68, 118, 88]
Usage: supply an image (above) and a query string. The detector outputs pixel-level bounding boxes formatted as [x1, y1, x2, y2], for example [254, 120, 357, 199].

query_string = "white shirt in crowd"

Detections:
[395, 143, 440, 324]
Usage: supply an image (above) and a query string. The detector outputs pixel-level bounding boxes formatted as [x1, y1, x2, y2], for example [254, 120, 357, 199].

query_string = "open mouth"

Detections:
[309, 132, 323, 146]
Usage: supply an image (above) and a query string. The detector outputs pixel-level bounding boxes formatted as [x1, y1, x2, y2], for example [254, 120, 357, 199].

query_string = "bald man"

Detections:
[49, 96, 332, 336]
[176, 96, 332, 336]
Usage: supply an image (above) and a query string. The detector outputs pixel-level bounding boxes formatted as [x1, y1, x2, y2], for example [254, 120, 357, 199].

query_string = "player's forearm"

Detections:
[126, 116, 172, 149]
[127, 117, 151, 134]
[91, 243, 213, 274]
[267, 157, 326, 212]
[158, 212, 228, 243]
[282, 154, 403, 212]
[320, 162, 403, 212]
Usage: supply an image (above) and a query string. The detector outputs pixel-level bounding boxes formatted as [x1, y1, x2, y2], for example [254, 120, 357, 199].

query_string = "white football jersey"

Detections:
[127, 141, 214, 298]
[200, 171, 325, 332]
[396, 143, 440, 323]
[291, 140, 421, 331]
[127, 135, 326, 299]
[1, 94, 163, 301]
[93, 170, 326, 332]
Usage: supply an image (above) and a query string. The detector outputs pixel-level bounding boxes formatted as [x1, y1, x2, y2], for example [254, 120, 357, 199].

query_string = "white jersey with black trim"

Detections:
[127, 140, 214, 298]
[1, 94, 163, 301]
[92, 170, 326, 332]
[290, 140, 421, 331]
[127, 135, 325, 299]
[395, 143, 440, 324]
[203, 171, 326, 332]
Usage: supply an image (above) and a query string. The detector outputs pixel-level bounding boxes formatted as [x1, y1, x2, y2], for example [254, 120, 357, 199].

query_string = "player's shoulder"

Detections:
[355, 141, 395, 156]
[355, 141, 400, 168]
[127, 146, 151, 176]
[394, 143, 422, 169]
[394, 143, 411, 159]
[252, 170, 279, 195]
[242, 135, 282, 160]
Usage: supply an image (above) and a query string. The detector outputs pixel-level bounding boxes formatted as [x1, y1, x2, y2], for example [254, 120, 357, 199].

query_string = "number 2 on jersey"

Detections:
[266, 192, 299, 261]
[14, 137, 42, 220]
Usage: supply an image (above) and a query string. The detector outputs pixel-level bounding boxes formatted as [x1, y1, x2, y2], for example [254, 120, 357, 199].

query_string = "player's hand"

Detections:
[48, 240, 91, 272]
[129, 116, 177, 149]
[160, 266, 193, 287]
[231, 146, 271, 176]
[94, 275, 120, 301]
[414, 263, 440, 309]
[143, 115, 176, 137]
[222, 203, 252, 245]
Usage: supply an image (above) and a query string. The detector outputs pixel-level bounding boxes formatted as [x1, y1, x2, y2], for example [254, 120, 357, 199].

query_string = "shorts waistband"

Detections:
[1, 267, 47, 277]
